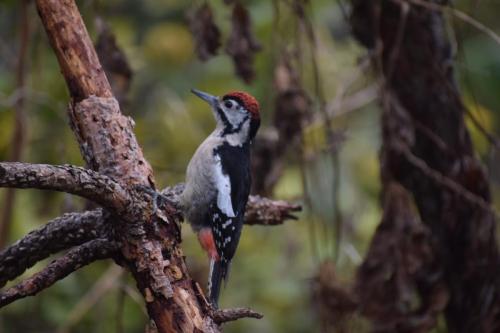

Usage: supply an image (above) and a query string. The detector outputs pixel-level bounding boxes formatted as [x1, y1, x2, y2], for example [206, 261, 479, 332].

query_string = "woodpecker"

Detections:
[180, 89, 260, 307]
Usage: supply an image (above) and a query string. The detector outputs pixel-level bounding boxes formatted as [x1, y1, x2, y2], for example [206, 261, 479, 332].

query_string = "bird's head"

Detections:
[191, 89, 260, 142]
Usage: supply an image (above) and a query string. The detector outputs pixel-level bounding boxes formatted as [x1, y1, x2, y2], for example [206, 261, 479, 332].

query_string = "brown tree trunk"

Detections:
[351, 1, 500, 332]
[0, 2, 297, 329]
[35, 0, 219, 331]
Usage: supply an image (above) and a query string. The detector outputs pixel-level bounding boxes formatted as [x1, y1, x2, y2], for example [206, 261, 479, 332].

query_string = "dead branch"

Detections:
[28, 1, 300, 330]
[0, 186, 299, 290]
[35, 0, 217, 331]
[36, 0, 112, 102]
[210, 307, 263, 324]
[0, 162, 130, 214]
[0, 238, 118, 308]
[161, 183, 301, 225]
[397, 143, 497, 216]
[245, 195, 301, 225]
[0, 209, 107, 288]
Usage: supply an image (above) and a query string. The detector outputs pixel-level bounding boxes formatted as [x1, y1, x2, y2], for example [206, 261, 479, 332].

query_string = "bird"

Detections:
[180, 89, 260, 307]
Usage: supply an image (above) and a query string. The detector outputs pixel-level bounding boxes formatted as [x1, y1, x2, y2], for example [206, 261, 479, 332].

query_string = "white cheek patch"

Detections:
[213, 155, 235, 218]
[222, 104, 246, 129]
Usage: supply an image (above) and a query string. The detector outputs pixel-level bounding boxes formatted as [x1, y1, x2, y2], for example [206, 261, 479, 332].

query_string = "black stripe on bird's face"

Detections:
[216, 103, 251, 138]
[216, 107, 231, 128]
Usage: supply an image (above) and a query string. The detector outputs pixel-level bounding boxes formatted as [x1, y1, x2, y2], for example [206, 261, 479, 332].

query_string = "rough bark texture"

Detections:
[0, 239, 118, 307]
[245, 195, 301, 225]
[0, 162, 130, 214]
[0, 0, 300, 329]
[0, 187, 299, 294]
[35, 0, 112, 102]
[211, 307, 263, 324]
[34, 1, 230, 331]
[69, 96, 154, 187]
[162, 183, 301, 226]
[36, 3, 216, 332]
[351, 1, 500, 332]
[0, 209, 107, 288]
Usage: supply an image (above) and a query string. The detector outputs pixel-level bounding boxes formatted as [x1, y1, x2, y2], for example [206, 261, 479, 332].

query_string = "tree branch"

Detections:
[0, 162, 130, 214]
[0, 209, 108, 288]
[0, 0, 31, 248]
[0, 189, 299, 289]
[245, 195, 301, 225]
[35, 1, 216, 331]
[161, 184, 302, 225]
[351, 0, 500, 330]
[32, 0, 300, 330]
[35, 0, 112, 102]
[210, 307, 263, 324]
[0, 238, 118, 308]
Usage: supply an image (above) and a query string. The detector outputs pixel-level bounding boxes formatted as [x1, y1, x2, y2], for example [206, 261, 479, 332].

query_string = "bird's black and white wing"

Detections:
[210, 143, 251, 261]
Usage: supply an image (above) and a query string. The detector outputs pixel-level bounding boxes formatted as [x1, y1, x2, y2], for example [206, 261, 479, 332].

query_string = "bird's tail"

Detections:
[208, 258, 230, 308]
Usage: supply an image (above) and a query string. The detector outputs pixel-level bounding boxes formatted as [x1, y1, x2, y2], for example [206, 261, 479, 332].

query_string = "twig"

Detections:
[245, 195, 301, 226]
[0, 184, 299, 291]
[0, 162, 130, 214]
[0, 209, 107, 288]
[385, 0, 410, 84]
[0, 0, 31, 248]
[33, 0, 249, 331]
[115, 272, 127, 333]
[398, 145, 498, 217]
[290, 0, 341, 259]
[394, 0, 500, 47]
[210, 307, 263, 324]
[121, 283, 148, 316]
[0, 239, 118, 308]
[57, 265, 124, 333]
[325, 83, 378, 119]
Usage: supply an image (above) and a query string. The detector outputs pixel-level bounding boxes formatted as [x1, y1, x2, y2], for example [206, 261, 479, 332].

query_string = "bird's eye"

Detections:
[224, 100, 233, 109]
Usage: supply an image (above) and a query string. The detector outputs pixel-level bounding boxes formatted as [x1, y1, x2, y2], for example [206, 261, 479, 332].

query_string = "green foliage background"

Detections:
[0, 0, 499, 332]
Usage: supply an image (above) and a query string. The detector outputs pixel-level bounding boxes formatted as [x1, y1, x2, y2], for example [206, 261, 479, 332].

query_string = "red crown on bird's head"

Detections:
[222, 91, 260, 120]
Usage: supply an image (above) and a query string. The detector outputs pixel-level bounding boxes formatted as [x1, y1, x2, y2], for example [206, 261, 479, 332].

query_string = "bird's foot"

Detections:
[134, 185, 174, 223]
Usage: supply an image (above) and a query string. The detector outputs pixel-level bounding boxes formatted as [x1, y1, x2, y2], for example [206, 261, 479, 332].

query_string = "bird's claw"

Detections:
[134, 185, 172, 223]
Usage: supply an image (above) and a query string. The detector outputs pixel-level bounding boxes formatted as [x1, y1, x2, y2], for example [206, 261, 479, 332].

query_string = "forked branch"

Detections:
[0, 209, 107, 288]
[0, 191, 300, 289]
[0, 239, 118, 308]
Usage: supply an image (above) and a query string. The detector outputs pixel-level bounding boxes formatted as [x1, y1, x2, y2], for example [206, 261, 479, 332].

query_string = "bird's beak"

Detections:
[191, 89, 219, 108]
